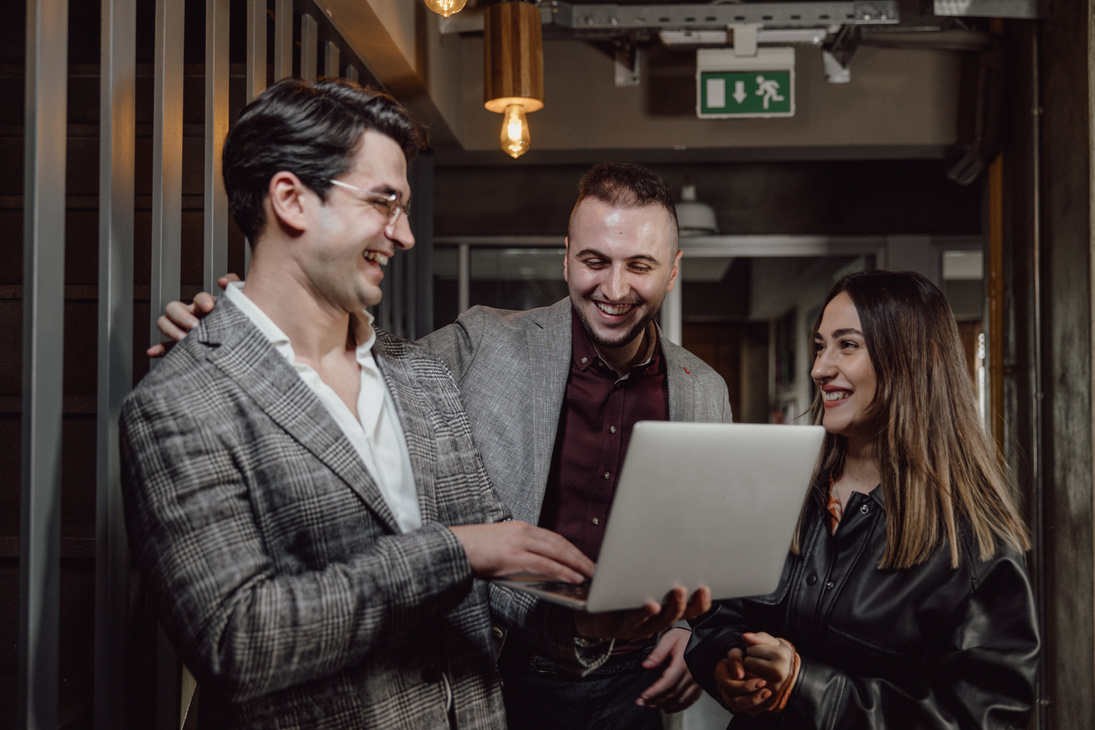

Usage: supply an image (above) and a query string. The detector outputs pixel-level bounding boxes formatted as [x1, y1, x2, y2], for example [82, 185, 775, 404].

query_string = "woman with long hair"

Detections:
[685, 270, 1039, 728]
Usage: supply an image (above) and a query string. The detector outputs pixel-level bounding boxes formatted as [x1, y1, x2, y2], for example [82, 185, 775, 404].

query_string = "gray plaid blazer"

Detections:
[121, 298, 602, 729]
[419, 297, 734, 531]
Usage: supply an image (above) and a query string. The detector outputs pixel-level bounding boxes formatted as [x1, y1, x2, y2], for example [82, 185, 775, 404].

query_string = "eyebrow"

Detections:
[575, 248, 660, 264]
[814, 328, 864, 340]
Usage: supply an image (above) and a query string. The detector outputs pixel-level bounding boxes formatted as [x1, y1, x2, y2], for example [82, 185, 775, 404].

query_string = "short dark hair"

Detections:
[222, 77, 428, 241]
[568, 163, 679, 241]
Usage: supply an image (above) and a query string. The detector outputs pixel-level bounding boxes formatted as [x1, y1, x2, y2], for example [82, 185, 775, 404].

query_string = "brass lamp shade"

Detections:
[484, 2, 544, 114]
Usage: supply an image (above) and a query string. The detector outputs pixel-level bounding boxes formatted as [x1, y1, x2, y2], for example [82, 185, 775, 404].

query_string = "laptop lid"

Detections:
[496, 422, 824, 612]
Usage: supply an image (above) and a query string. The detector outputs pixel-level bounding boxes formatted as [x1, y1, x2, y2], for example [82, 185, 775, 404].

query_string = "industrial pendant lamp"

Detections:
[423, 0, 467, 18]
[676, 184, 719, 237]
[484, 1, 544, 158]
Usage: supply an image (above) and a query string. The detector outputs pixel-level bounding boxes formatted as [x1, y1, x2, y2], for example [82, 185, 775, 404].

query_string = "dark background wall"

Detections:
[432, 159, 982, 237]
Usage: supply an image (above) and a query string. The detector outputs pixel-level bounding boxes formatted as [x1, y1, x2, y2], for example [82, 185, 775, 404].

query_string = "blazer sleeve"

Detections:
[716, 377, 733, 424]
[418, 312, 484, 383]
[120, 385, 476, 703]
[664, 340, 734, 425]
[704, 360, 733, 424]
[414, 355, 612, 673]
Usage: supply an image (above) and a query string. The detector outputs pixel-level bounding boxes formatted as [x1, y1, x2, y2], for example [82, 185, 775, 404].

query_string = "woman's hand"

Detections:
[714, 632, 800, 716]
[713, 646, 771, 715]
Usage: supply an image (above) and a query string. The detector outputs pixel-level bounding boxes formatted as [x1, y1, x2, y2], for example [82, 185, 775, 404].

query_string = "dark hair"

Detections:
[568, 163, 678, 242]
[797, 270, 1030, 568]
[222, 77, 428, 241]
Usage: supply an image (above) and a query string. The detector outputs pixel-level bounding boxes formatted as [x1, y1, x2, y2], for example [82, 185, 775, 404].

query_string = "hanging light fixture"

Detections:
[423, 0, 467, 18]
[484, 1, 544, 158]
[676, 184, 719, 237]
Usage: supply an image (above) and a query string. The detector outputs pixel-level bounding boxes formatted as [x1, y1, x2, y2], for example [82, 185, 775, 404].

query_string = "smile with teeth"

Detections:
[364, 251, 389, 266]
[823, 390, 851, 402]
[594, 301, 635, 316]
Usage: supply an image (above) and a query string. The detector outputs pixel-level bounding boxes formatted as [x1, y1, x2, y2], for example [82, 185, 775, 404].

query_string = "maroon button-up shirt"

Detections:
[538, 309, 669, 562]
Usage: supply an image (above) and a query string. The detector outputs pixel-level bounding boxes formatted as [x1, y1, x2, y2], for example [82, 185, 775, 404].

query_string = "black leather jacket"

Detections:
[686, 487, 1039, 729]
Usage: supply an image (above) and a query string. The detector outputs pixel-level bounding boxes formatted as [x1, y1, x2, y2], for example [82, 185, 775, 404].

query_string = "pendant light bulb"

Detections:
[423, 0, 467, 18]
[500, 104, 530, 159]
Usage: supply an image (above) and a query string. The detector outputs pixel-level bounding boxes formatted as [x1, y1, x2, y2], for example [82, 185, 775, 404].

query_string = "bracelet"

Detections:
[768, 640, 800, 714]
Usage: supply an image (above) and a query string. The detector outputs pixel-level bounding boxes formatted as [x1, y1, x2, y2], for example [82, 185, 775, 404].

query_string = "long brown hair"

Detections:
[795, 270, 1030, 568]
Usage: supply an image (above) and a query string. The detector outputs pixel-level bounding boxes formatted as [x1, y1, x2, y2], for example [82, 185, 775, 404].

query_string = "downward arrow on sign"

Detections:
[732, 80, 747, 104]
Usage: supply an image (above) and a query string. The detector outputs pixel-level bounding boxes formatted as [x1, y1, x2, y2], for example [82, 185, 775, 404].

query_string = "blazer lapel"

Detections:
[526, 299, 572, 510]
[369, 333, 440, 525]
[200, 300, 400, 532]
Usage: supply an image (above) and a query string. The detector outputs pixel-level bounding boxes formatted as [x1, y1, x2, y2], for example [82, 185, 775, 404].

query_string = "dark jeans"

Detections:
[500, 646, 664, 730]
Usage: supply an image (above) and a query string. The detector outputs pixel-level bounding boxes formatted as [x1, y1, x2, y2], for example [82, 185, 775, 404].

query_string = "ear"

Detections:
[664, 247, 683, 293]
[563, 237, 571, 283]
[266, 171, 310, 234]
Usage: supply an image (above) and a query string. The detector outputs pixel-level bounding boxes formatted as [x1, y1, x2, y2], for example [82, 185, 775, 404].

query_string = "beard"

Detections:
[575, 299, 661, 354]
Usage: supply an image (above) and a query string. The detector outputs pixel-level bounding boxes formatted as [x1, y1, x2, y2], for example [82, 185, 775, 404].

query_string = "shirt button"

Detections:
[580, 356, 588, 364]
[592, 517, 600, 526]
[805, 574, 817, 586]
[825, 581, 835, 590]
[860, 504, 870, 515]
[603, 472, 610, 479]
[491, 626, 504, 639]
[609, 426, 617, 434]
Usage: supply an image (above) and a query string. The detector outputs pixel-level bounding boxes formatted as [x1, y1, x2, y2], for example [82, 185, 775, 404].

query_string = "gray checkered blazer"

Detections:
[121, 298, 602, 729]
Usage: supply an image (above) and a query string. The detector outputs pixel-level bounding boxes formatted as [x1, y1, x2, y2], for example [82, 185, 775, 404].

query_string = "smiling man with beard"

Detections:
[417, 163, 733, 730]
[152, 162, 732, 729]
[564, 188, 681, 370]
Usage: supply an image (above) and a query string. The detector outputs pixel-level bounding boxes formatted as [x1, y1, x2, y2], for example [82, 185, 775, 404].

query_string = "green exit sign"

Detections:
[699, 70, 793, 118]
[695, 48, 796, 119]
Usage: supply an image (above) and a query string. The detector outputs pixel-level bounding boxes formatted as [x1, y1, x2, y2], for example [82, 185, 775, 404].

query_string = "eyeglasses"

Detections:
[327, 179, 410, 228]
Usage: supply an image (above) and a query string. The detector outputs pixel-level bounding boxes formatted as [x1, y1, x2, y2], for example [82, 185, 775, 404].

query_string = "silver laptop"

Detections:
[496, 421, 825, 612]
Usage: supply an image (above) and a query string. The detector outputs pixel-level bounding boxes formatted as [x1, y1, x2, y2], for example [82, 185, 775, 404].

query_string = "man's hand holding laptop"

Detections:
[574, 585, 712, 641]
[453, 521, 711, 641]
[450, 521, 594, 584]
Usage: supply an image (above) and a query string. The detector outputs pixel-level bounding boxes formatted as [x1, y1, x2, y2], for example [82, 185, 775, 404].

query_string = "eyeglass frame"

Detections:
[327, 178, 411, 228]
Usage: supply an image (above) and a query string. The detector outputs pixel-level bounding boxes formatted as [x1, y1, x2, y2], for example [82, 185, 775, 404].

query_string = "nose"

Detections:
[603, 264, 629, 301]
[386, 215, 415, 250]
[811, 345, 835, 381]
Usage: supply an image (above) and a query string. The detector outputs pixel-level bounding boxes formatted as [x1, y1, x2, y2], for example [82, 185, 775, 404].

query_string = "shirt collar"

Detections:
[224, 281, 376, 364]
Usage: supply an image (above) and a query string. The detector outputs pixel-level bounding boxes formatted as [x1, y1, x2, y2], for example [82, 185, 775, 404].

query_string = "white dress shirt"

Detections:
[224, 282, 422, 532]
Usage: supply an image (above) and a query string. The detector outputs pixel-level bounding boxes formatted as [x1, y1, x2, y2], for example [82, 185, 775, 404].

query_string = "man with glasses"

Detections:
[157, 162, 732, 729]
[156, 159, 729, 729]
[123, 78, 707, 729]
